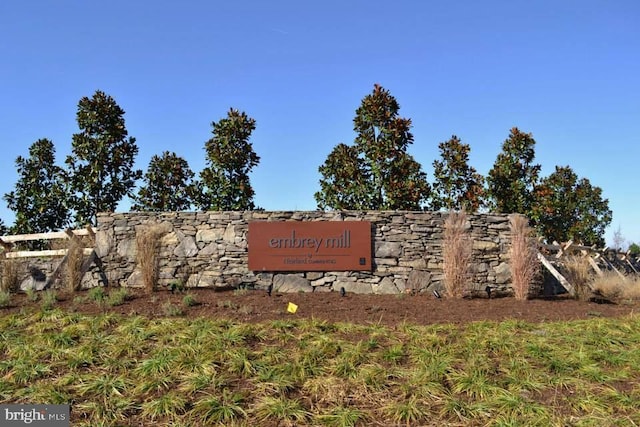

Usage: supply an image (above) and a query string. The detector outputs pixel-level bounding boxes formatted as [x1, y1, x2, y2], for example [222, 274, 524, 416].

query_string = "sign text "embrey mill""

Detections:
[267, 229, 352, 253]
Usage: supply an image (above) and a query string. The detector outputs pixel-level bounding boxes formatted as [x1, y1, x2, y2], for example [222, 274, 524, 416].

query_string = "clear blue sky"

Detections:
[1, 1, 639, 246]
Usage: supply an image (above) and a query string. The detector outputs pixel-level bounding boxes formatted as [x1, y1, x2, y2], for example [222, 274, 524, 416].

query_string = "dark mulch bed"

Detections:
[3, 287, 638, 326]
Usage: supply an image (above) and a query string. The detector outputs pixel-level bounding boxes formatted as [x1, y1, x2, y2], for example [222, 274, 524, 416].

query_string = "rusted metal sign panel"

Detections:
[248, 221, 372, 271]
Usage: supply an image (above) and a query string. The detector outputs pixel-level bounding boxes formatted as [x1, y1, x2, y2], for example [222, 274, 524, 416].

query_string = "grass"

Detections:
[162, 301, 184, 316]
[40, 289, 58, 310]
[0, 258, 19, 292]
[2, 309, 640, 425]
[25, 288, 39, 302]
[0, 289, 11, 307]
[510, 214, 540, 300]
[590, 271, 640, 302]
[107, 288, 130, 307]
[443, 210, 472, 298]
[135, 224, 168, 294]
[87, 286, 106, 304]
[182, 293, 198, 307]
[564, 255, 593, 301]
[64, 236, 85, 292]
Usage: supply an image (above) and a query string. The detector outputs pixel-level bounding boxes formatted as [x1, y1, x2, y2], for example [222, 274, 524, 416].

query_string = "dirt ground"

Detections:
[4, 287, 639, 326]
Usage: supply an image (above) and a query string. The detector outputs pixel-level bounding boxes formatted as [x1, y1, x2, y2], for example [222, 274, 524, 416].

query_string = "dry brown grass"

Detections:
[563, 256, 593, 301]
[64, 237, 85, 292]
[0, 258, 20, 292]
[509, 215, 539, 300]
[443, 211, 472, 298]
[136, 224, 168, 294]
[590, 272, 640, 302]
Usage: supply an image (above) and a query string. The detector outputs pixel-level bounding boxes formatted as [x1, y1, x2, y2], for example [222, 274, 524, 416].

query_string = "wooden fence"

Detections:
[0, 227, 97, 290]
[537, 240, 640, 296]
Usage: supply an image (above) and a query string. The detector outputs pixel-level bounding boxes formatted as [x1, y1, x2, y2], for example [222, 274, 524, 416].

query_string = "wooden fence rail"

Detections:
[0, 227, 96, 259]
[0, 226, 98, 290]
[537, 240, 639, 296]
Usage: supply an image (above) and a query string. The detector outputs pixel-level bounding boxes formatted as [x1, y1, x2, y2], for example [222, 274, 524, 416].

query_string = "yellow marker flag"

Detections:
[287, 302, 298, 314]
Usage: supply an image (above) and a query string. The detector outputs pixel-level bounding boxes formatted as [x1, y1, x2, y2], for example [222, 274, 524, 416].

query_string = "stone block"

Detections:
[375, 241, 402, 257]
[273, 274, 313, 293]
[406, 270, 432, 292]
[334, 281, 373, 294]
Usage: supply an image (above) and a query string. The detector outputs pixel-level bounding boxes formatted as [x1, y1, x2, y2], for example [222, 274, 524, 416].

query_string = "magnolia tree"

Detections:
[531, 165, 611, 247]
[66, 90, 142, 226]
[431, 135, 485, 212]
[316, 84, 430, 210]
[133, 151, 197, 212]
[198, 108, 260, 211]
[486, 127, 541, 215]
[4, 138, 71, 234]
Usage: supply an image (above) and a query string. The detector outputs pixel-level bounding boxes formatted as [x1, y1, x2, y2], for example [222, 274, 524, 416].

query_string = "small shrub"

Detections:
[162, 301, 184, 316]
[509, 215, 540, 300]
[217, 300, 239, 310]
[40, 290, 58, 310]
[168, 280, 186, 294]
[88, 287, 107, 303]
[238, 305, 254, 315]
[0, 290, 11, 308]
[443, 211, 472, 298]
[234, 288, 249, 296]
[182, 293, 198, 307]
[25, 288, 39, 302]
[107, 288, 130, 307]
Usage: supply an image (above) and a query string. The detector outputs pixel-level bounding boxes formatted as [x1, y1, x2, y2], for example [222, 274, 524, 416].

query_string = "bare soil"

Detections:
[4, 288, 639, 326]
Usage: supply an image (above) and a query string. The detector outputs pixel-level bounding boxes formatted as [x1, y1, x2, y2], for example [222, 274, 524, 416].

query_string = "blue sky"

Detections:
[1, 1, 639, 246]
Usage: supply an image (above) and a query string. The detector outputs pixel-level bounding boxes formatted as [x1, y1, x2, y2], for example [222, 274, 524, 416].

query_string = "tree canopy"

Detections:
[133, 151, 196, 212]
[531, 165, 612, 246]
[486, 128, 541, 214]
[316, 84, 430, 210]
[431, 135, 485, 212]
[4, 138, 70, 234]
[315, 143, 372, 210]
[66, 90, 141, 226]
[0, 87, 616, 248]
[198, 108, 260, 211]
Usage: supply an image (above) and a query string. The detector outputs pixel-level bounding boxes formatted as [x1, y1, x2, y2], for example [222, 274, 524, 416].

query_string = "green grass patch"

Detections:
[2, 310, 640, 425]
[106, 288, 130, 307]
[0, 290, 11, 308]
[40, 290, 58, 310]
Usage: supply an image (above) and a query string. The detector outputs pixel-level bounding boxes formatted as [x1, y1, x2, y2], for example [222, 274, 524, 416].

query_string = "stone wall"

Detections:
[92, 211, 521, 295]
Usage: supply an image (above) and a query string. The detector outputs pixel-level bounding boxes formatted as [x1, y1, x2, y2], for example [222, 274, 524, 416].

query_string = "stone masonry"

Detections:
[89, 210, 521, 295]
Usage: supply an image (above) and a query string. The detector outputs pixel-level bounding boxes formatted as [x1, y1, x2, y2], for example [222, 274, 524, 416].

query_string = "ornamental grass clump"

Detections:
[509, 214, 539, 300]
[443, 211, 472, 298]
[107, 287, 131, 307]
[65, 237, 85, 292]
[0, 289, 11, 307]
[590, 271, 640, 302]
[563, 255, 593, 301]
[136, 224, 168, 294]
[1, 258, 19, 292]
[40, 289, 58, 310]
